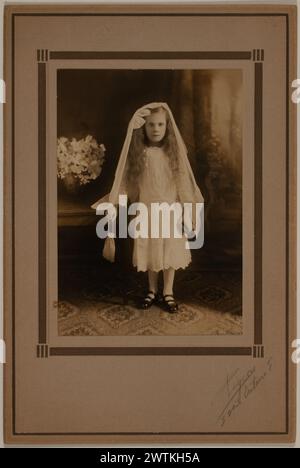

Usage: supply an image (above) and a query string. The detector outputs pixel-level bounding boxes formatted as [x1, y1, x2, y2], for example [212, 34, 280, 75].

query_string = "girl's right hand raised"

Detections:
[131, 107, 151, 129]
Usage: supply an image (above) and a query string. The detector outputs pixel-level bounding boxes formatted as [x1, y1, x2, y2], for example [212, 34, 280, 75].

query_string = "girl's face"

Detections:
[144, 111, 167, 145]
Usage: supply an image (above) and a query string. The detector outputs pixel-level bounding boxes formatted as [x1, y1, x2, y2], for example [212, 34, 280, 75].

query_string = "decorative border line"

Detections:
[252, 49, 264, 62]
[38, 61, 47, 344]
[37, 344, 49, 358]
[50, 51, 252, 60]
[38, 48, 264, 357]
[50, 347, 253, 357]
[37, 49, 48, 62]
[254, 61, 263, 346]
[12, 12, 291, 17]
[253, 345, 264, 359]
[9, 11, 291, 437]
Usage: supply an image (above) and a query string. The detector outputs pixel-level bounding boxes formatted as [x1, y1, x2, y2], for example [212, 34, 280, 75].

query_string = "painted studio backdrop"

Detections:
[57, 69, 243, 336]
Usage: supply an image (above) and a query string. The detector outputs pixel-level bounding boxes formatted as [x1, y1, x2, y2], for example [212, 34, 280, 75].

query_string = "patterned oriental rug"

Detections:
[57, 264, 242, 336]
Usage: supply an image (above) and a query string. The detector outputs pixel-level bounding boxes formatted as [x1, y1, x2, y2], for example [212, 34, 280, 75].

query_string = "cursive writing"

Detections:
[215, 357, 273, 427]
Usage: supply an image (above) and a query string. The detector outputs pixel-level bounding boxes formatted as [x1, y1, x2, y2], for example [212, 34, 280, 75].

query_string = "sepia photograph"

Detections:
[4, 2, 296, 445]
[57, 69, 243, 337]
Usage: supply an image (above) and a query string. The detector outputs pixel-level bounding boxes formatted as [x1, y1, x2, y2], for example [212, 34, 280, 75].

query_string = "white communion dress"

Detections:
[132, 145, 191, 272]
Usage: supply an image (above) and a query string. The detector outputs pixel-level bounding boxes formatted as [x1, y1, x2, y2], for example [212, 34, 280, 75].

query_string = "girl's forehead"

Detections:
[146, 111, 167, 122]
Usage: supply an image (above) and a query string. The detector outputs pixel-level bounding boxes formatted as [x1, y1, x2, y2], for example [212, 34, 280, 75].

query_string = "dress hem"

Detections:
[132, 259, 192, 273]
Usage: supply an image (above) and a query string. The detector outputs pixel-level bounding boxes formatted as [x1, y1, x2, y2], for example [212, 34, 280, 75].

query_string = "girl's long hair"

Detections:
[125, 106, 179, 199]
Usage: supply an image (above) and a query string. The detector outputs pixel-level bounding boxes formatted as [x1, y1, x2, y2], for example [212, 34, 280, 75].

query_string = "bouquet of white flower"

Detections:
[57, 135, 106, 190]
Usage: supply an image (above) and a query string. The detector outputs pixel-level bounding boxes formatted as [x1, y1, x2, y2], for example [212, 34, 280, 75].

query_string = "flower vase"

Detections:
[62, 174, 81, 194]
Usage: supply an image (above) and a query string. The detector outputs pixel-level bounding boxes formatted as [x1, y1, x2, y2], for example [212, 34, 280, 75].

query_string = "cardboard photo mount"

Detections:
[3, 3, 297, 444]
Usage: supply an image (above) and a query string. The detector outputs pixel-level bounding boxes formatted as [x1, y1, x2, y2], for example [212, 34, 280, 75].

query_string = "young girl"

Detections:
[91, 102, 204, 313]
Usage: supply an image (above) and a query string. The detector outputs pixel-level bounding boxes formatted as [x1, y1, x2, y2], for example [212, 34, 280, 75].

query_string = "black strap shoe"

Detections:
[141, 290, 158, 309]
[163, 294, 179, 313]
